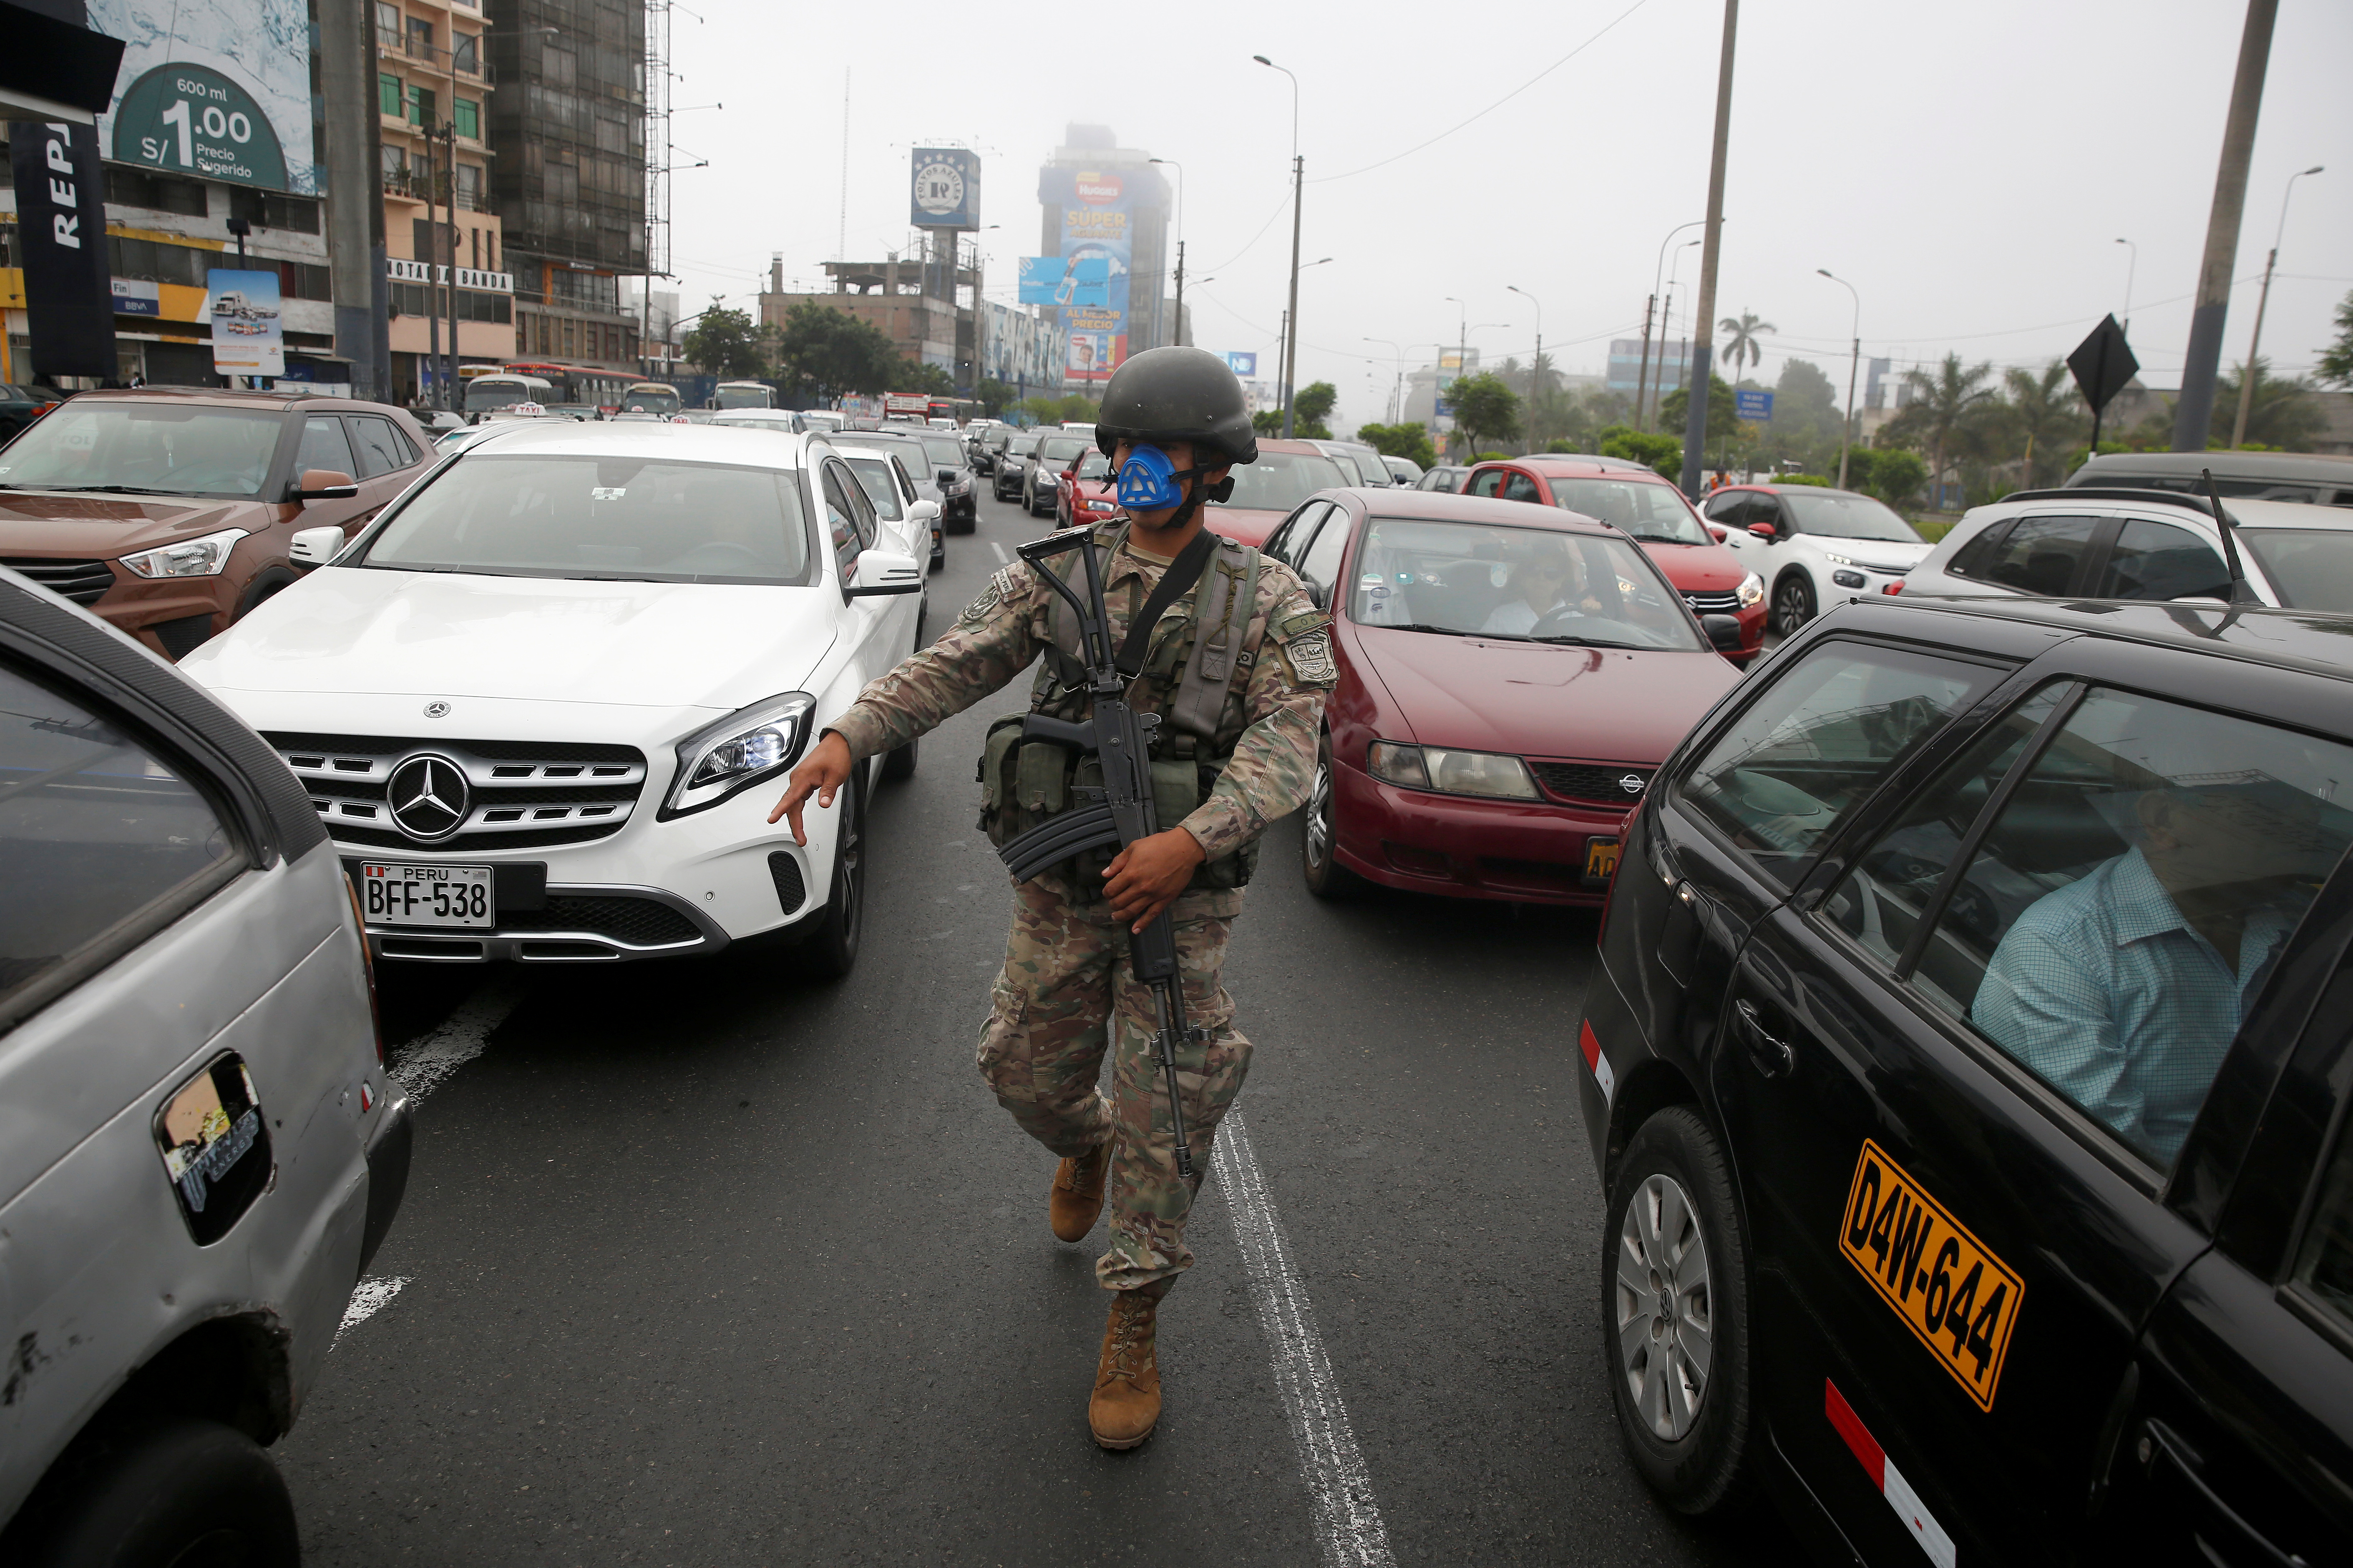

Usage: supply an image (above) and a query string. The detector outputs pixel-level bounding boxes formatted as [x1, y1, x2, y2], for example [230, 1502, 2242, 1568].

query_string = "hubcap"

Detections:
[1614, 1172, 1714, 1440]
[1775, 581, 1810, 631]
[1306, 760, 1333, 866]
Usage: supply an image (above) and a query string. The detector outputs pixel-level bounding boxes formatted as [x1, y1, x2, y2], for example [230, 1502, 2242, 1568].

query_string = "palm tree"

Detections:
[1718, 310, 1775, 375]
[1895, 354, 1996, 508]
[2003, 362, 2086, 487]
[2218, 359, 2325, 450]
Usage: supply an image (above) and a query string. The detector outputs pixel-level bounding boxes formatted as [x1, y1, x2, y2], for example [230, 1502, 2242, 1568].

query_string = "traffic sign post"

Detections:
[1735, 389, 1774, 422]
[2068, 314, 2139, 452]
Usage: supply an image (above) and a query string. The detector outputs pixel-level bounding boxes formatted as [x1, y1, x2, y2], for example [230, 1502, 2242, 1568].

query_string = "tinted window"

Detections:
[2237, 528, 2353, 612]
[1779, 490, 1923, 543]
[1298, 507, 1350, 589]
[1467, 468, 1505, 498]
[1349, 516, 1701, 652]
[1551, 477, 1711, 544]
[0, 402, 285, 499]
[1903, 688, 2353, 1168]
[1038, 436, 1091, 467]
[920, 437, 965, 472]
[841, 455, 905, 520]
[2292, 1115, 2353, 1330]
[1704, 491, 1746, 522]
[1682, 643, 1990, 886]
[1502, 471, 1543, 503]
[0, 661, 237, 1020]
[296, 415, 359, 480]
[1945, 518, 2016, 580]
[362, 455, 815, 585]
[2096, 518, 2230, 601]
[1268, 502, 1331, 565]
[347, 415, 410, 479]
[1982, 514, 2098, 596]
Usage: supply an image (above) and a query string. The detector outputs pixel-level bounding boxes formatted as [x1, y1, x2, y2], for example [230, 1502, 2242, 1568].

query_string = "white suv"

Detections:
[182, 422, 924, 972]
[1701, 483, 1935, 634]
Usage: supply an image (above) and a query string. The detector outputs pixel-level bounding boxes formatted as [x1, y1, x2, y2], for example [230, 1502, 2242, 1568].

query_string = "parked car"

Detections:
[0, 382, 65, 441]
[1381, 455, 1424, 486]
[1307, 438, 1392, 489]
[1701, 481, 1934, 634]
[1895, 488, 2353, 609]
[2067, 447, 2353, 509]
[994, 430, 1043, 503]
[971, 423, 1012, 476]
[1416, 465, 1475, 494]
[847, 428, 976, 535]
[1056, 447, 1120, 528]
[707, 410, 805, 435]
[1582, 590, 2353, 1567]
[1261, 488, 1742, 906]
[1024, 431, 1098, 518]
[0, 563, 406, 1564]
[833, 438, 947, 573]
[0, 388, 435, 661]
[180, 422, 925, 971]
[1202, 438, 1350, 546]
[796, 409, 846, 435]
[1466, 457, 1767, 663]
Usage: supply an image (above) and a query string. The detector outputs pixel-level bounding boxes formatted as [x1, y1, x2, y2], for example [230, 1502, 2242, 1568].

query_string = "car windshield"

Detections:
[622, 386, 681, 414]
[1074, 450, 1112, 480]
[360, 454, 815, 585]
[1350, 518, 1703, 651]
[1545, 476, 1711, 544]
[0, 402, 283, 498]
[1781, 490, 1922, 542]
[1038, 436, 1092, 467]
[920, 437, 965, 471]
[1009, 434, 1040, 457]
[465, 380, 543, 413]
[2239, 528, 2353, 612]
[713, 385, 772, 409]
[840, 456, 907, 520]
[1215, 450, 1348, 513]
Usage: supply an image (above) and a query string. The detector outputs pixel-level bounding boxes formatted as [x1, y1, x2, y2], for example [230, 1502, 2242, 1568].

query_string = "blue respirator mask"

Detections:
[1114, 445, 1196, 511]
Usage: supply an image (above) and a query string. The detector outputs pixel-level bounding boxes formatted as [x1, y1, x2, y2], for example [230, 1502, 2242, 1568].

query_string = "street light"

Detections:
[2114, 238, 2136, 336]
[1637, 219, 1707, 433]
[1364, 337, 1407, 423]
[1254, 55, 1305, 436]
[1817, 269, 1861, 489]
[1652, 238, 1701, 431]
[1507, 284, 1543, 447]
[1149, 158, 1187, 345]
[2230, 163, 2325, 450]
[1273, 258, 1331, 419]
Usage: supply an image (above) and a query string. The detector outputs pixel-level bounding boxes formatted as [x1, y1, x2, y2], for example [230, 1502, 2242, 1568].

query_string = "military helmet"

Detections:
[1093, 347, 1258, 467]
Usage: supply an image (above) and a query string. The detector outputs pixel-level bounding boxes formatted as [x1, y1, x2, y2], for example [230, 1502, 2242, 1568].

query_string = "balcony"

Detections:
[381, 166, 493, 211]
[377, 32, 491, 83]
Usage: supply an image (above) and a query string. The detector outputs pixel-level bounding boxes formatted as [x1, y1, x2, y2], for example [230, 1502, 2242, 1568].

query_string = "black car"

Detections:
[994, 430, 1041, 503]
[856, 429, 977, 535]
[0, 384, 65, 442]
[1581, 593, 2353, 1565]
[1415, 464, 1474, 494]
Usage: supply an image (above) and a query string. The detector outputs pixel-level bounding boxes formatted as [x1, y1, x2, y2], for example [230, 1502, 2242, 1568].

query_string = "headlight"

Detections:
[1736, 571, 1765, 608]
[660, 692, 815, 818]
[1368, 741, 1540, 800]
[1822, 552, 1857, 568]
[945, 477, 971, 494]
[1084, 498, 1119, 514]
[120, 527, 248, 578]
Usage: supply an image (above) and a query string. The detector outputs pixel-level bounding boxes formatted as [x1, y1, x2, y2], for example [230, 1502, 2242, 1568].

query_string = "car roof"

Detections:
[1859, 593, 2353, 684]
[1737, 482, 1874, 498]
[449, 420, 814, 467]
[1499, 455, 1676, 481]
[59, 386, 399, 415]
[2071, 450, 2353, 483]
[1324, 487, 1630, 538]
[1255, 438, 1334, 456]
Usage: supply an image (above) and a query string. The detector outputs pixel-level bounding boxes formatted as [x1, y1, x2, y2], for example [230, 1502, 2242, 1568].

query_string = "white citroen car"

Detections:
[180, 422, 924, 971]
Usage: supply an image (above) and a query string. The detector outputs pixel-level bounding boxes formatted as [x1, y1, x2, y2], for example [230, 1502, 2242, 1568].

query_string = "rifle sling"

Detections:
[1114, 526, 1220, 677]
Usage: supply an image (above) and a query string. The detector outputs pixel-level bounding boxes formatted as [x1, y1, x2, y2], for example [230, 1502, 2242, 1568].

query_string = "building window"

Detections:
[104, 166, 206, 216]
[381, 143, 407, 186]
[408, 85, 435, 127]
[374, 1, 400, 52]
[453, 33, 478, 75]
[406, 15, 433, 57]
[229, 188, 322, 234]
[454, 98, 479, 141]
[378, 71, 401, 117]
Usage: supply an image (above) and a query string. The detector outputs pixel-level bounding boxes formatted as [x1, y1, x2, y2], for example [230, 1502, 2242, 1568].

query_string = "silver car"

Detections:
[0, 566, 405, 1564]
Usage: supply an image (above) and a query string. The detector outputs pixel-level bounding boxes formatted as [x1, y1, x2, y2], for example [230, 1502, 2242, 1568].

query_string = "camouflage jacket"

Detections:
[825, 523, 1335, 860]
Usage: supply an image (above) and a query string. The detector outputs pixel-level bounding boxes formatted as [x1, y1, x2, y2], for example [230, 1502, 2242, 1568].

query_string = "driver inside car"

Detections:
[1479, 542, 1604, 636]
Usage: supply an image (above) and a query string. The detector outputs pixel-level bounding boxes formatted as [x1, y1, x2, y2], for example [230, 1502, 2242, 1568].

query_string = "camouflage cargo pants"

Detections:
[978, 874, 1251, 1292]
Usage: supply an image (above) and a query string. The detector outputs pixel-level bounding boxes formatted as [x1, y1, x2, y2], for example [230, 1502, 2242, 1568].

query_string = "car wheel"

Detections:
[1769, 572, 1815, 636]
[796, 763, 866, 980]
[880, 732, 918, 782]
[1301, 735, 1368, 899]
[1604, 1105, 1755, 1517]
[14, 1417, 299, 1568]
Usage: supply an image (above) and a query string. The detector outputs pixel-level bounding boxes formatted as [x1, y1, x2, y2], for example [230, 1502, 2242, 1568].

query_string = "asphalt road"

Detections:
[284, 481, 1803, 1566]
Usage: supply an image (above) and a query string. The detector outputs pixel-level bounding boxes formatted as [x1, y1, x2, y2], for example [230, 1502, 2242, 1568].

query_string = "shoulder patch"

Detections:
[1274, 610, 1332, 642]
[1281, 627, 1338, 687]
[960, 566, 1017, 625]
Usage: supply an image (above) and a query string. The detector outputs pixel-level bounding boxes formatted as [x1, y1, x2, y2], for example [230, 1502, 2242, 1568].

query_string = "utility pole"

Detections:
[425, 124, 443, 410]
[1173, 240, 1185, 348]
[1678, 0, 1739, 500]
[2174, 0, 2279, 453]
[320, 0, 384, 400]
[1508, 284, 1542, 451]
[2230, 163, 2323, 450]
[1818, 269, 1860, 488]
[1632, 294, 1656, 434]
[1281, 152, 1302, 437]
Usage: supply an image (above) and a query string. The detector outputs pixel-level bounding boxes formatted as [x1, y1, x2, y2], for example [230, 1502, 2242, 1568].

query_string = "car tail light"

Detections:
[1882, 580, 1903, 595]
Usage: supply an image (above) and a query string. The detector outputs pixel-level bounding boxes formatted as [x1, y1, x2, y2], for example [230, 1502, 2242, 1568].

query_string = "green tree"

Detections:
[1656, 374, 1741, 443]
[2003, 362, 2086, 487]
[681, 300, 770, 379]
[773, 303, 900, 401]
[891, 361, 956, 397]
[1718, 310, 1775, 376]
[1356, 422, 1437, 468]
[1448, 372, 1520, 457]
[2219, 358, 2326, 450]
[1885, 354, 1996, 506]
[1840, 447, 1927, 507]
[1595, 424, 1681, 480]
[1749, 358, 1845, 475]
[976, 379, 1015, 418]
[2321, 291, 2353, 389]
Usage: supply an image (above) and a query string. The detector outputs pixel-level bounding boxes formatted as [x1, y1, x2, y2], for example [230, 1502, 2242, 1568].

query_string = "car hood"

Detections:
[1205, 505, 1288, 547]
[1632, 539, 1754, 590]
[180, 566, 838, 713]
[0, 490, 267, 554]
[1805, 536, 1933, 570]
[1350, 622, 1738, 760]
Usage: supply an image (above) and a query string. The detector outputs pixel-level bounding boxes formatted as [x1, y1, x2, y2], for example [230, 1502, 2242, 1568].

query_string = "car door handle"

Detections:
[1734, 998, 1795, 1078]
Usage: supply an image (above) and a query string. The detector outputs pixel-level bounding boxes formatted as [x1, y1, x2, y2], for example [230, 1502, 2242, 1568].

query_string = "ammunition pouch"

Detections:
[977, 715, 1255, 894]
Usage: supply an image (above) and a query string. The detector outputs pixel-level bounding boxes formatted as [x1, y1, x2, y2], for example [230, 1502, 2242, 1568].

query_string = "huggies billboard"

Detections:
[1039, 167, 1130, 384]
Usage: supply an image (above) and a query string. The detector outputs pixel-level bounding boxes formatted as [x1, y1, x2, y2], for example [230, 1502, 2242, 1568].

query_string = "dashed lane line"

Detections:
[1215, 1109, 1394, 1568]
[990, 540, 1009, 565]
[387, 975, 526, 1104]
[335, 1275, 410, 1348]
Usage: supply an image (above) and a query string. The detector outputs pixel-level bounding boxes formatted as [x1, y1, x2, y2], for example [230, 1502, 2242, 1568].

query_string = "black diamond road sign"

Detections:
[2068, 315, 2139, 415]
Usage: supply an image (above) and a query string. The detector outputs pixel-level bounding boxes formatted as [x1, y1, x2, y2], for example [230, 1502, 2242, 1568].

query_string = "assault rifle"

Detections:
[997, 525, 1207, 1181]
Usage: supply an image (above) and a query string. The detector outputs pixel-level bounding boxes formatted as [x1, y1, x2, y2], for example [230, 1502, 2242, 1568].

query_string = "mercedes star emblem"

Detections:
[386, 753, 470, 841]
[424, 700, 450, 718]
[1619, 774, 1646, 796]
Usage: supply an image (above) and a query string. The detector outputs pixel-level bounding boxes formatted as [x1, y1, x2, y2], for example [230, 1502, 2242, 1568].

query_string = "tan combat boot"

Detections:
[1088, 1288, 1163, 1450]
[1049, 1141, 1112, 1243]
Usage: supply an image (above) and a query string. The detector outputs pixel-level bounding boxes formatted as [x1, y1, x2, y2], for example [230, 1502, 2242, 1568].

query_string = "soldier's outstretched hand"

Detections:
[770, 731, 854, 845]
[1102, 827, 1207, 932]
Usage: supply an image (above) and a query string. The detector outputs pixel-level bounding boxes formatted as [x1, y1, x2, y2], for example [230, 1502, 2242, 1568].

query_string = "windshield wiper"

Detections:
[1530, 634, 1646, 649]
[1392, 622, 1469, 636]
[43, 484, 190, 496]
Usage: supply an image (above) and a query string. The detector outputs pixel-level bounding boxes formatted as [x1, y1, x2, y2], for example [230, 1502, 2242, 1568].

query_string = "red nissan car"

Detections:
[1463, 456, 1767, 662]
[1261, 488, 1743, 906]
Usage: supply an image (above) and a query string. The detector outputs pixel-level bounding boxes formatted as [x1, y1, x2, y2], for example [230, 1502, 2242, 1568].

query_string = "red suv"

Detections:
[1464, 457, 1765, 662]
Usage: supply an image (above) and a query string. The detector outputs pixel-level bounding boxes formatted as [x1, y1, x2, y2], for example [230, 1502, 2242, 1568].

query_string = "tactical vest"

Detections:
[977, 524, 1264, 894]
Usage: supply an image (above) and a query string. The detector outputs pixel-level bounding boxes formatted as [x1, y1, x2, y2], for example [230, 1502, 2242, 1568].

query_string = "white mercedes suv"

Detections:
[180, 422, 924, 971]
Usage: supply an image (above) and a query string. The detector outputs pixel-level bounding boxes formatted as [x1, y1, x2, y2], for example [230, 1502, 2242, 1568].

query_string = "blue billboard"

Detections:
[1224, 351, 1257, 377]
[1039, 166, 1134, 384]
[910, 148, 981, 230]
[1018, 255, 1109, 307]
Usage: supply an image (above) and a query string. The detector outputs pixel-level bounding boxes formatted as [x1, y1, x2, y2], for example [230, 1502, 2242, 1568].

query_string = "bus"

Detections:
[503, 362, 632, 413]
[619, 382, 683, 416]
[710, 380, 776, 410]
[463, 373, 554, 420]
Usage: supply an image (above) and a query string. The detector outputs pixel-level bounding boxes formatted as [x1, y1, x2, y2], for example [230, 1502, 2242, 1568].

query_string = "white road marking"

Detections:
[989, 540, 1009, 565]
[335, 1275, 410, 1347]
[1215, 1109, 1394, 1568]
[387, 976, 525, 1103]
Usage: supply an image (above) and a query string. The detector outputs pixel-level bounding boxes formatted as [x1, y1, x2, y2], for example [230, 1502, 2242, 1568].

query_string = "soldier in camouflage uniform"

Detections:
[772, 347, 1332, 1450]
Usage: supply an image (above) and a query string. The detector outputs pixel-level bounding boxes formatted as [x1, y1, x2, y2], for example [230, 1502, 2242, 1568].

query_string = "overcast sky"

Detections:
[665, 0, 2352, 432]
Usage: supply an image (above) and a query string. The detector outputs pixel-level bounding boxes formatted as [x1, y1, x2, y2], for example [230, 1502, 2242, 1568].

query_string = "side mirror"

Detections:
[937, 468, 959, 486]
[296, 468, 359, 502]
[1748, 521, 1778, 542]
[846, 547, 924, 597]
[1706, 523, 1729, 543]
[289, 525, 346, 567]
[1701, 613, 1746, 653]
[1307, 579, 1330, 610]
[908, 498, 942, 523]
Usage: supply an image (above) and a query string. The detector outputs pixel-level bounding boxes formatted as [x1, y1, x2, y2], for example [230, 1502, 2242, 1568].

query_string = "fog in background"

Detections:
[665, 0, 2353, 432]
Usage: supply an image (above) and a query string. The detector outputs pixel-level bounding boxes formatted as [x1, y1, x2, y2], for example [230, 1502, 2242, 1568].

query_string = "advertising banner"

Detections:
[90, 0, 316, 194]
[1224, 351, 1257, 377]
[1040, 166, 1132, 384]
[1017, 255, 1107, 307]
[8, 118, 116, 378]
[910, 147, 981, 230]
[206, 267, 283, 377]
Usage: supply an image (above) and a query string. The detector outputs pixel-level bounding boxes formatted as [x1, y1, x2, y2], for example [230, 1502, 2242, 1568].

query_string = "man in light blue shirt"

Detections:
[1975, 786, 2318, 1166]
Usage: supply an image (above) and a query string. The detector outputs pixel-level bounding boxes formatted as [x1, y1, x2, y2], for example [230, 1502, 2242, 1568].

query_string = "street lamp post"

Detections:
[1364, 337, 1407, 424]
[1817, 269, 1861, 489]
[2114, 237, 2137, 337]
[1637, 220, 1706, 433]
[1254, 55, 1303, 436]
[1507, 284, 1543, 450]
[2230, 163, 2323, 450]
[1651, 239, 1699, 431]
[1149, 158, 1185, 347]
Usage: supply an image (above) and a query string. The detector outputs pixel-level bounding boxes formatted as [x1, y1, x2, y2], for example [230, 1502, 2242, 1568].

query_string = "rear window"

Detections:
[1216, 450, 1348, 513]
[920, 437, 965, 471]
[360, 454, 815, 585]
[1038, 436, 1092, 465]
[1544, 476, 1710, 545]
[2239, 528, 2353, 612]
[0, 402, 283, 499]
